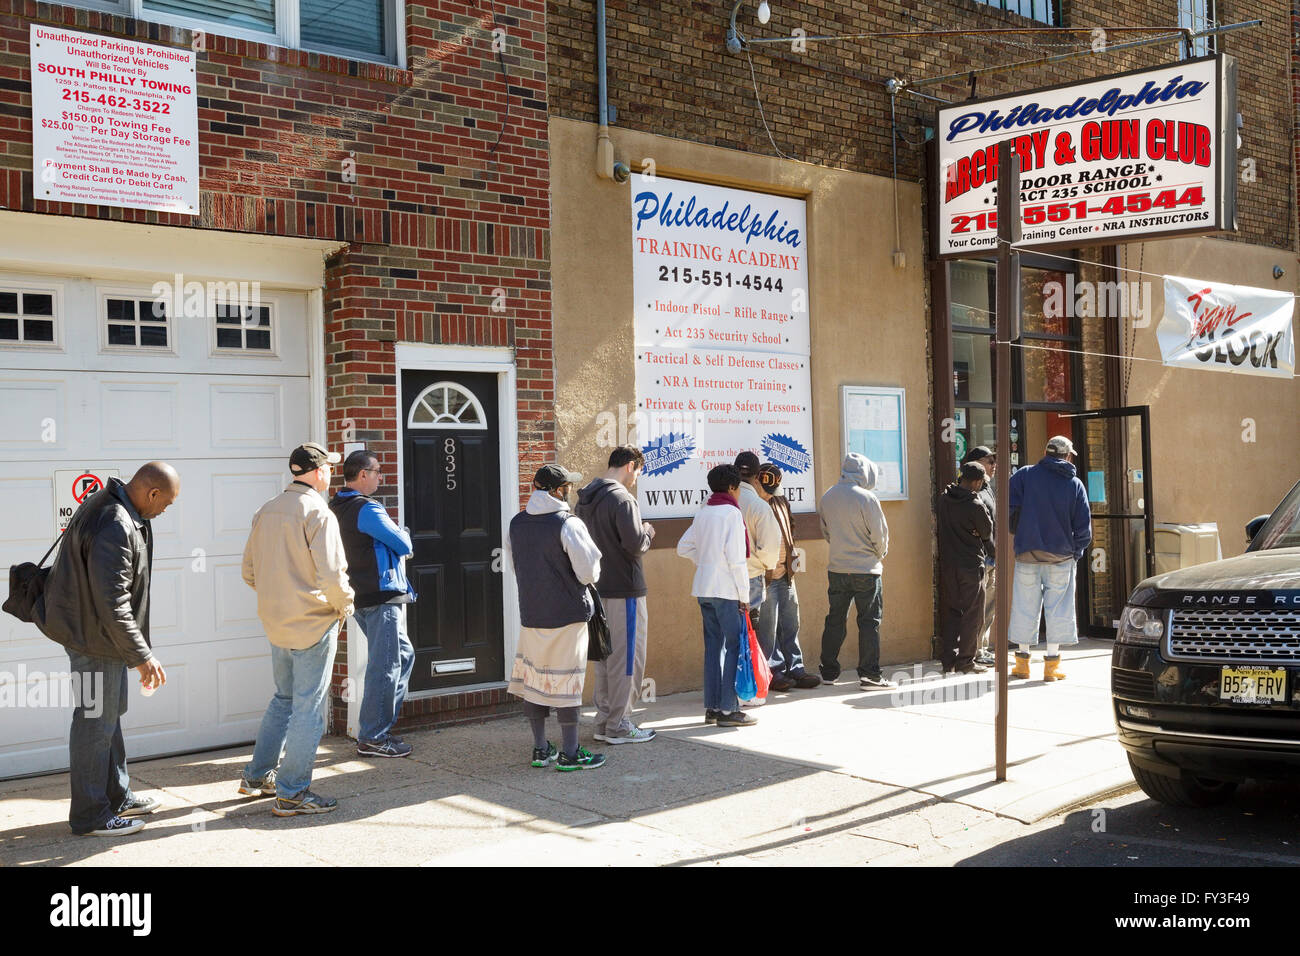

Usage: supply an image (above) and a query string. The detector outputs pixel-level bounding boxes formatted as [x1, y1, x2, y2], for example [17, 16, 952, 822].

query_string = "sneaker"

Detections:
[605, 726, 657, 745]
[769, 676, 795, 692]
[716, 711, 757, 727]
[357, 737, 413, 758]
[117, 794, 160, 817]
[819, 666, 841, 683]
[958, 662, 990, 674]
[556, 746, 606, 771]
[272, 790, 338, 816]
[859, 675, 898, 690]
[531, 741, 559, 767]
[793, 673, 823, 689]
[704, 709, 722, 725]
[975, 650, 996, 666]
[740, 696, 766, 708]
[239, 770, 277, 797]
[592, 727, 609, 742]
[86, 815, 145, 837]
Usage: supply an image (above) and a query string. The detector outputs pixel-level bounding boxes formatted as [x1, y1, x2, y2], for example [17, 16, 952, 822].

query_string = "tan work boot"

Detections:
[1042, 655, 1067, 681]
[1010, 652, 1031, 679]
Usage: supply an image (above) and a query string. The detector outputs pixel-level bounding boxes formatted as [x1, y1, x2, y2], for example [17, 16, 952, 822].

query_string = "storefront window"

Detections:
[950, 261, 994, 329]
[1023, 339, 1074, 404]
[952, 331, 994, 404]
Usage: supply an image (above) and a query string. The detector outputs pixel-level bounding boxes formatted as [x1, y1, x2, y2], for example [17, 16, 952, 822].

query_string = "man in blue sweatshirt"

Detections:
[330, 450, 416, 757]
[1007, 436, 1092, 682]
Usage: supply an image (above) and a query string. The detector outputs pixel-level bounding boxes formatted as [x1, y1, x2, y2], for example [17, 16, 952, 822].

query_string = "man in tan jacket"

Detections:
[239, 442, 354, 816]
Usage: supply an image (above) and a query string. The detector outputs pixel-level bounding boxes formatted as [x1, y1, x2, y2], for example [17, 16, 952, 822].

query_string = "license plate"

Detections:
[1219, 666, 1287, 704]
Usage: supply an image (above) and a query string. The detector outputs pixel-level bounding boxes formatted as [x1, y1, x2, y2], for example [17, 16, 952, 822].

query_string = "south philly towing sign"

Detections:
[935, 54, 1238, 258]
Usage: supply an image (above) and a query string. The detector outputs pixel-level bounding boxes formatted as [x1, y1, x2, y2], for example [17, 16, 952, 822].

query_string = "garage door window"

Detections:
[0, 290, 56, 345]
[105, 297, 170, 349]
[215, 304, 274, 353]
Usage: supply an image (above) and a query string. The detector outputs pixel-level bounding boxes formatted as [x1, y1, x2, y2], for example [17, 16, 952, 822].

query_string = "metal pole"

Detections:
[994, 140, 1021, 782]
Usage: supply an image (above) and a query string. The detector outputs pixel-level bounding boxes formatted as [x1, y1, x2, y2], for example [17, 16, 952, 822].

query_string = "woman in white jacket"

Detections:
[677, 464, 756, 727]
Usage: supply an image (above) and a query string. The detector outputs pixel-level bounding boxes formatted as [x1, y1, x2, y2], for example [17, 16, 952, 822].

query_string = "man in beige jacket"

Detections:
[239, 442, 354, 816]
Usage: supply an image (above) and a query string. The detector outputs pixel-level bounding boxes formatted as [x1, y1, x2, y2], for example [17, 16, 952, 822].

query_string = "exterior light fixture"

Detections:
[757, 1, 771, 25]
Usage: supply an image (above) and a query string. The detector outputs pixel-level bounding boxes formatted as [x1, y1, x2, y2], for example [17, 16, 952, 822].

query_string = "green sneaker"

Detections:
[556, 746, 606, 772]
[531, 741, 559, 768]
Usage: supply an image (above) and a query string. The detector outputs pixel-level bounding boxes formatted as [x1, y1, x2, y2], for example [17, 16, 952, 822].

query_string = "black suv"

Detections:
[1112, 478, 1300, 807]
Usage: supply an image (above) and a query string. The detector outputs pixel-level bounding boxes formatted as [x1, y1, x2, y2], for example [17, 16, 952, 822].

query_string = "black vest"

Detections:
[508, 510, 593, 628]
[330, 492, 401, 608]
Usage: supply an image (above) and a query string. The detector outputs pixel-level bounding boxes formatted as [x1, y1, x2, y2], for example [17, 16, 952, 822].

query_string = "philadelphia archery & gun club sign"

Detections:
[935, 55, 1237, 257]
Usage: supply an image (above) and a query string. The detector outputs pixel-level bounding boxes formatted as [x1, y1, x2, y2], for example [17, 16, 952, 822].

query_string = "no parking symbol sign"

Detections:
[54, 469, 120, 533]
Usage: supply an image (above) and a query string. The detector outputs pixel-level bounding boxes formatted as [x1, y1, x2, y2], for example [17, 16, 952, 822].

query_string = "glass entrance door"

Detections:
[1061, 406, 1155, 638]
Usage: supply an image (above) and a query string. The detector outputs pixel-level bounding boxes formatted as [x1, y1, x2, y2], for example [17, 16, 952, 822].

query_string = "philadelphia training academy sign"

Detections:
[935, 55, 1237, 257]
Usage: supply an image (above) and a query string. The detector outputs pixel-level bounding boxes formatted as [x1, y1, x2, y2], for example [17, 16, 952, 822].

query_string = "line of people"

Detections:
[936, 437, 1092, 679]
[32, 430, 1091, 834]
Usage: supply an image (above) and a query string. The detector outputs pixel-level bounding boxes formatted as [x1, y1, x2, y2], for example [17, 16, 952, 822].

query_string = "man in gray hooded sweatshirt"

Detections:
[575, 445, 656, 744]
[818, 452, 895, 689]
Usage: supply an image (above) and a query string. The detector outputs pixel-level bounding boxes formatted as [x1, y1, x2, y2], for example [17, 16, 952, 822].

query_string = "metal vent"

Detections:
[1111, 667, 1156, 699]
[1167, 608, 1300, 663]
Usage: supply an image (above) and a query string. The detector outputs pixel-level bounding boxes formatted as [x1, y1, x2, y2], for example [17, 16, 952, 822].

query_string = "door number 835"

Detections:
[444, 437, 457, 491]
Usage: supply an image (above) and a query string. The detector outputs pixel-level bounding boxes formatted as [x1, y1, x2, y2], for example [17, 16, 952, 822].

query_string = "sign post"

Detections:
[994, 142, 1020, 783]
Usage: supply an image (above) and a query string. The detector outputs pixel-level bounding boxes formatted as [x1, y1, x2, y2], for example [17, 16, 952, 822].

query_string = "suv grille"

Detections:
[1168, 608, 1300, 662]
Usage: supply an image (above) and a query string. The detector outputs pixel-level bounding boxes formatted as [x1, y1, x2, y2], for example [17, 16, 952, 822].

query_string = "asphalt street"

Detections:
[950, 780, 1300, 867]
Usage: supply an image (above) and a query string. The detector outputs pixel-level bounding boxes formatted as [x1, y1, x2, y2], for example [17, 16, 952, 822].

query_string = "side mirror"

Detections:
[1245, 514, 1270, 547]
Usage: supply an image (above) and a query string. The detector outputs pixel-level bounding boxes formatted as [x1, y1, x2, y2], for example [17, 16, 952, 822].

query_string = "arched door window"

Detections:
[406, 381, 488, 430]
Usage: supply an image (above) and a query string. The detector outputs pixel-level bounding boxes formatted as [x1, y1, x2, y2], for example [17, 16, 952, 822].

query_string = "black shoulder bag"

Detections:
[3, 532, 64, 624]
[586, 584, 612, 662]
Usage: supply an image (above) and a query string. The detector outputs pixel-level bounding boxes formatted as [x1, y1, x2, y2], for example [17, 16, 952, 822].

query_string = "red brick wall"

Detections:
[547, 0, 1294, 252]
[0, 0, 551, 730]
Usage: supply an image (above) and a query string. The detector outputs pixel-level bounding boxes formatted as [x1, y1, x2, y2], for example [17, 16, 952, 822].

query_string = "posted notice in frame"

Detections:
[631, 174, 815, 519]
[30, 24, 199, 214]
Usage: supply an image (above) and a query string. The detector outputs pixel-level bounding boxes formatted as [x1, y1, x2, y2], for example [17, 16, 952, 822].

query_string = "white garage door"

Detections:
[0, 272, 315, 778]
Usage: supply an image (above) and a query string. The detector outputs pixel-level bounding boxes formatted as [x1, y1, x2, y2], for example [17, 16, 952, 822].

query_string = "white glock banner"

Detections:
[1157, 275, 1294, 379]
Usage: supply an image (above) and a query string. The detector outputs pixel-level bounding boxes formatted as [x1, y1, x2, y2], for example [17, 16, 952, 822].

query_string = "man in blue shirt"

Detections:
[330, 450, 416, 757]
[1007, 436, 1092, 682]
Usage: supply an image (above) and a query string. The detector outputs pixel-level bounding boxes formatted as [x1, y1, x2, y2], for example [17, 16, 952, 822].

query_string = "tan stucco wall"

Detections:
[1119, 236, 1300, 557]
[549, 116, 933, 697]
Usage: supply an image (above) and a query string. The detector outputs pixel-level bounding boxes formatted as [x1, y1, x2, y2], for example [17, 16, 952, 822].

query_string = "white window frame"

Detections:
[1178, 0, 1216, 57]
[406, 380, 489, 431]
[62, 0, 406, 69]
[0, 279, 63, 352]
[99, 288, 177, 355]
[211, 300, 279, 358]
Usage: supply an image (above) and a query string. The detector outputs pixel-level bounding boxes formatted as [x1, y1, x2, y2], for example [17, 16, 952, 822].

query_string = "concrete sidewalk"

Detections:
[0, 640, 1134, 866]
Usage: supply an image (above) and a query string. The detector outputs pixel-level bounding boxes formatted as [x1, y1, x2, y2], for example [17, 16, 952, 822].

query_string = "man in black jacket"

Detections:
[936, 462, 992, 674]
[575, 445, 656, 744]
[38, 462, 179, 836]
[962, 446, 999, 666]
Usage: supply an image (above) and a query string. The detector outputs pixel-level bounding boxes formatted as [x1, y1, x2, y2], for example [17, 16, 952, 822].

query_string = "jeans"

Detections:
[698, 597, 743, 713]
[244, 622, 339, 798]
[758, 576, 806, 679]
[66, 650, 131, 834]
[353, 603, 414, 743]
[1008, 559, 1080, 648]
[820, 571, 883, 680]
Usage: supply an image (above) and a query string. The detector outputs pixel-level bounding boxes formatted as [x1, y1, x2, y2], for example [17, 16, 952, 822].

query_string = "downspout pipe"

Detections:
[595, 0, 628, 180]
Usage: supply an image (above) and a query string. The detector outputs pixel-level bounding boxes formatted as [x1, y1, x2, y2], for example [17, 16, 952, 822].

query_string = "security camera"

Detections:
[613, 162, 631, 184]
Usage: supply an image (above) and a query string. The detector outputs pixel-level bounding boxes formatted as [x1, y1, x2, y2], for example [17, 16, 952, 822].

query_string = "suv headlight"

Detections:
[1117, 605, 1164, 646]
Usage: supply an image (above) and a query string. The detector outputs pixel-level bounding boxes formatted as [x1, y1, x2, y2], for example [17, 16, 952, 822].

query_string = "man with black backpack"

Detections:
[37, 462, 180, 836]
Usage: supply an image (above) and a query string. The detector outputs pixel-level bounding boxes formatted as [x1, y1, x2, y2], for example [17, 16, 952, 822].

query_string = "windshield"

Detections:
[1249, 479, 1300, 552]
